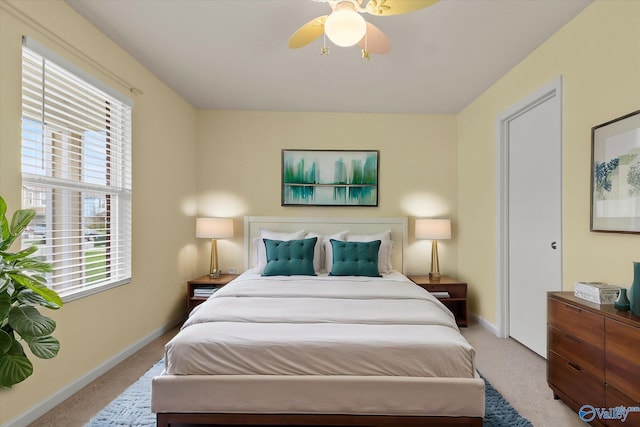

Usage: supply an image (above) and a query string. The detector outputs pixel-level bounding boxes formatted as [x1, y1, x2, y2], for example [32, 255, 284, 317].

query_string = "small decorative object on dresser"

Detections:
[573, 281, 621, 304]
[629, 261, 640, 316]
[615, 288, 631, 311]
[187, 274, 238, 313]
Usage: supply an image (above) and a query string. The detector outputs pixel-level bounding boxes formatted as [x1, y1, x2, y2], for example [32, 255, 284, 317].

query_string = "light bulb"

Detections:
[324, 10, 367, 47]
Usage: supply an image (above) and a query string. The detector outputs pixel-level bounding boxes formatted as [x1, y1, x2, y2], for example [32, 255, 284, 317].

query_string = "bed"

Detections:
[151, 216, 485, 426]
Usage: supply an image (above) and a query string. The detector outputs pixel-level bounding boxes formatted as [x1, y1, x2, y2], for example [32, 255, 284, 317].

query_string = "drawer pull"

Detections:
[567, 361, 581, 371]
[564, 304, 582, 313]
[563, 333, 581, 343]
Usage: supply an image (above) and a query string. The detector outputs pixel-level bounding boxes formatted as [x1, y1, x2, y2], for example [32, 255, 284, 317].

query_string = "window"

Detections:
[21, 39, 132, 301]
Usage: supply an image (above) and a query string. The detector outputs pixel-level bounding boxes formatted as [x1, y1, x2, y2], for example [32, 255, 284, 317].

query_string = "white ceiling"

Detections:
[65, 0, 591, 114]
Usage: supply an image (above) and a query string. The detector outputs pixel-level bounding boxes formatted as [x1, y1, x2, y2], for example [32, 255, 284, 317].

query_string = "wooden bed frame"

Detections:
[157, 412, 483, 426]
[153, 216, 484, 427]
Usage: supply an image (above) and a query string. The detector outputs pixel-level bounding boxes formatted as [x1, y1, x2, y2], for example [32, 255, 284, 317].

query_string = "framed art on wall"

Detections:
[282, 149, 379, 206]
[591, 109, 640, 233]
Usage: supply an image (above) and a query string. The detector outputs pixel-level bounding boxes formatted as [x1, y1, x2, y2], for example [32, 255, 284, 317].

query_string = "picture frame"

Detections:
[591, 109, 640, 234]
[282, 149, 379, 207]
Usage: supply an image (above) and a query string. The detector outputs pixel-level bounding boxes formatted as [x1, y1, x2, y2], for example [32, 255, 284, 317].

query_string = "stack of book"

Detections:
[574, 282, 621, 304]
[430, 291, 450, 299]
[193, 286, 220, 298]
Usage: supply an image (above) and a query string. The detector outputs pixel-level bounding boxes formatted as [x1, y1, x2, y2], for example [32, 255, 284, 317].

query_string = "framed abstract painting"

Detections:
[282, 149, 379, 207]
[591, 110, 640, 233]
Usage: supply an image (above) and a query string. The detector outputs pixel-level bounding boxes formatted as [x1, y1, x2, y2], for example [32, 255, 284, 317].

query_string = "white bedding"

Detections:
[164, 272, 476, 379]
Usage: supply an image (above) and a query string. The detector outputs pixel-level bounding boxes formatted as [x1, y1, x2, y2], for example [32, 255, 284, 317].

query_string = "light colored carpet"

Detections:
[461, 322, 587, 427]
[85, 360, 162, 427]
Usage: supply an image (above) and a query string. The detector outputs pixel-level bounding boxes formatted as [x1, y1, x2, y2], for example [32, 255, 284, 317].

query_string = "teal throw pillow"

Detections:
[329, 239, 381, 277]
[262, 237, 317, 276]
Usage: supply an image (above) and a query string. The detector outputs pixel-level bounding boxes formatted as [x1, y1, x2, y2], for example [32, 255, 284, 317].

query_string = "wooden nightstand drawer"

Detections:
[548, 298, 604, 348]
[548, 325, 604, 381]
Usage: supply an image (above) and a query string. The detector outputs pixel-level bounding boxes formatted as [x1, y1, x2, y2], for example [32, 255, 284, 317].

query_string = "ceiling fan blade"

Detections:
[358, 22, 390, 54]
[365, 0, 439, 16]
[288, 16, 328, 49]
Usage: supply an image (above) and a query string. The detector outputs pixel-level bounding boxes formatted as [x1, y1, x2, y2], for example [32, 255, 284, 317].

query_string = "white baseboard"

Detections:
[469, 312, 499, 336]
[2, 317, 181, 427]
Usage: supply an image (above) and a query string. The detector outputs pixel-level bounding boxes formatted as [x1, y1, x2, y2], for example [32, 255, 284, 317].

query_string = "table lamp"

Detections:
[415, 218, 451, 282]
[196, 218, 233, 278]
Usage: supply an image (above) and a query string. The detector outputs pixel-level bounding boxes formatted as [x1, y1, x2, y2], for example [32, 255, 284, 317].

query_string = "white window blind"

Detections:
[21, 42, 132, 301]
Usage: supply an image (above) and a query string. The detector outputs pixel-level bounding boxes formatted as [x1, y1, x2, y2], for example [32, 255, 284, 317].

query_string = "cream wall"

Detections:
[2, 0, 635, 424]
[195, 111, 459, 276]
[0, 0, 198, 424]
[458, 1, 640, 324]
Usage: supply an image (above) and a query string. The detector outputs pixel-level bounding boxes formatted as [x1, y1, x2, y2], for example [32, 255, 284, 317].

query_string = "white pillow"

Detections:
[253, 229, 306, 273]
[304, 232, 324, 273]
[379, 241, 394, 273]
[347, 230, 391, 242]
[304, 230, 349, 273]
[324, 238, 340, 274]
[347, 230, 394, 273]
[307, 230, 349, 273]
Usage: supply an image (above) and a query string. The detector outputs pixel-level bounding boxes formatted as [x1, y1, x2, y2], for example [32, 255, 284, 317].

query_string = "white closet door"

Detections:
[507, 84, 562, 357]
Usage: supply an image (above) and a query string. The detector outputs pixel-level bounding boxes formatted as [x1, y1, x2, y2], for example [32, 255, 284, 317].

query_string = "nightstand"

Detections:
[408, 275, 468, 327]
[187, 274, 239, 313]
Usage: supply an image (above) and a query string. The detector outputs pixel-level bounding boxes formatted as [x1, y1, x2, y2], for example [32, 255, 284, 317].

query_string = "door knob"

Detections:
[551, 242, 557, 250]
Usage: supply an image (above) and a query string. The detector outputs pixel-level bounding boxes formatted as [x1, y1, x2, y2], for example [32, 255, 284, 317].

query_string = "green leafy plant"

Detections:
[0, 196, 62, 388]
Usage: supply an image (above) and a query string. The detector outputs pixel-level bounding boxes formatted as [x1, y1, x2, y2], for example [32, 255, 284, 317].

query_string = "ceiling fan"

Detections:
[288, 0, 439, 59]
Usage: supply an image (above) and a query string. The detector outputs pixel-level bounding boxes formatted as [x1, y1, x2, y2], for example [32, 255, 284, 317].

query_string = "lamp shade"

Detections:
[324, 9, 367, 47]
[195, 218, 233, 239]
[415, 219, 451, 240]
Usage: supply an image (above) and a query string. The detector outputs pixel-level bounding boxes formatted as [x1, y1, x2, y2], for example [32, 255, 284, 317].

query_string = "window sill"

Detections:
[59, 278, 132, 303]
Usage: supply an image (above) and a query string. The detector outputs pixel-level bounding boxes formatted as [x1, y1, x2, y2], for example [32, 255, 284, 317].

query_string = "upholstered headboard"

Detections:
[244, 216, 408, 273]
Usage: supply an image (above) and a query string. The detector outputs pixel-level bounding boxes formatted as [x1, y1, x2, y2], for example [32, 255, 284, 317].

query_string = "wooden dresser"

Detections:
[547, 292, 640, 426]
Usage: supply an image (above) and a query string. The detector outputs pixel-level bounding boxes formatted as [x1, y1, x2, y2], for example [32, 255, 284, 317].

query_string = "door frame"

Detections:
[495, 76, 563, 338]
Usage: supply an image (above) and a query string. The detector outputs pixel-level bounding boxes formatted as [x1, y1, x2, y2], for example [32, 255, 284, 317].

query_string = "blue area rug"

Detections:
[86, 361, 532, 426]
[481, 373, 533, 427]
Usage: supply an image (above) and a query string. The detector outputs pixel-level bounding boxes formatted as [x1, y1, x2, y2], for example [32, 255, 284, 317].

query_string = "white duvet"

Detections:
[165, 272, 476, 379]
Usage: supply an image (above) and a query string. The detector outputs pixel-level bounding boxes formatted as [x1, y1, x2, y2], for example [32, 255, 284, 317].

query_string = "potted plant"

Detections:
[0, 196, 62, 387]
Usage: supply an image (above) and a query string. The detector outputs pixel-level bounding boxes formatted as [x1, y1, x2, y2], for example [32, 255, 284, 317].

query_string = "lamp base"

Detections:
[429, 240, 441, 282]
[208, 239, 221, 279]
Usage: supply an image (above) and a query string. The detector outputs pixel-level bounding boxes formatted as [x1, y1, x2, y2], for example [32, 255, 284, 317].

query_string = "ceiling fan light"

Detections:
[324, 10, 367, 47]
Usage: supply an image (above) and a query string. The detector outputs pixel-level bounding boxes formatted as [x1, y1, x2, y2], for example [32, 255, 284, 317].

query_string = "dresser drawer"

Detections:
[606, 318, 640, 366]
[605, 384, 640, 426]
[548, 298, 604, 348]
[548, 325, 604, 381]
[606, 351, 640, 403]
[548, 350, 605, 409]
